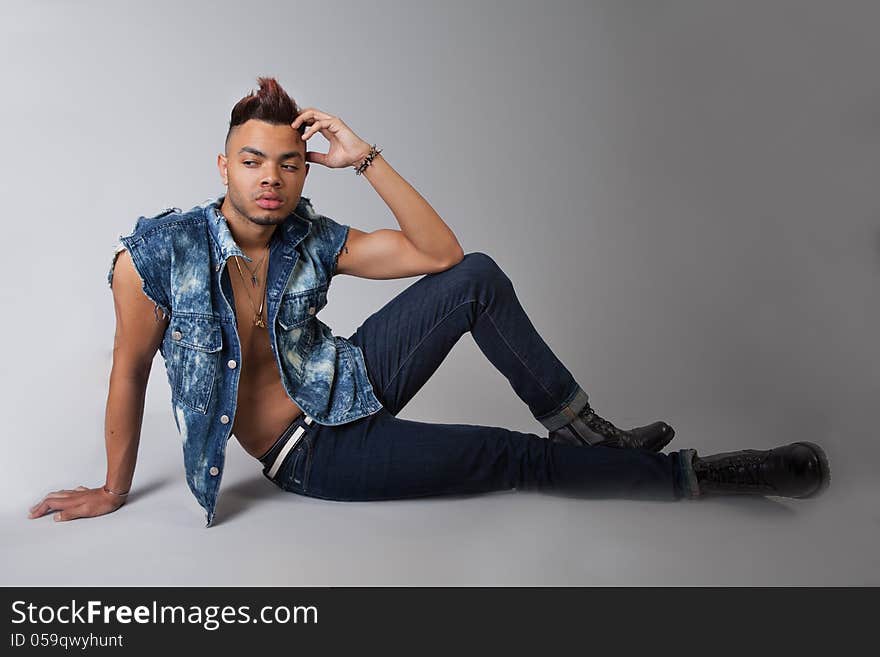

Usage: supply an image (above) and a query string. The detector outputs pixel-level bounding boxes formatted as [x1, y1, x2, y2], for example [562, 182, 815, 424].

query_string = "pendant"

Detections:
[253, 313, 266, 328]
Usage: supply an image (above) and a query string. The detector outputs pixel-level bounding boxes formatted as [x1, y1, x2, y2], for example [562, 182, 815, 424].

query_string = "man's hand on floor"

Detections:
[27, 486, 125, 522]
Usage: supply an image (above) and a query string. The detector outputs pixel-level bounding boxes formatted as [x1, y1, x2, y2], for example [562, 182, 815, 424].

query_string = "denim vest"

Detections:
[107, 194, 383, 526]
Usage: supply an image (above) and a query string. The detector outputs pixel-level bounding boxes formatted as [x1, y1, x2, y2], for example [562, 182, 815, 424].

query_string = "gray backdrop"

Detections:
[1, 0, 877, 585]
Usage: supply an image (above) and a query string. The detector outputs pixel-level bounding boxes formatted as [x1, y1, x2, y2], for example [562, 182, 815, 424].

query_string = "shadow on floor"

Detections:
[211, 477, 285, 525]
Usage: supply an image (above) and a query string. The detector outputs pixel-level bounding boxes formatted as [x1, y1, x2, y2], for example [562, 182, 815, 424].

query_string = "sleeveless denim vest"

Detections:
[107, 194, 383, 526]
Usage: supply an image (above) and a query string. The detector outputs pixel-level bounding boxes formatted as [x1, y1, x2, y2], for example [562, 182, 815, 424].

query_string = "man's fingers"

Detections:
[292, 110, 314, 129]
[30, 492, 75, 510]
[28, 499, 57, 517]
[302, 119, 332, 141]
[55, 504, 89, 522]
[28, 501, 58, 518]
[292, 108, 333, 129]
[304, 151, 328, 167]
[28, 492, 85, 518]
[29, 497, 72, 517]
[294, 108, 327, 123]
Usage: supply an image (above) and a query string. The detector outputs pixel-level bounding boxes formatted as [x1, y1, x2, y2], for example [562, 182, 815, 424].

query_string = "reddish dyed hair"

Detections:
[225, 76, 303, 148]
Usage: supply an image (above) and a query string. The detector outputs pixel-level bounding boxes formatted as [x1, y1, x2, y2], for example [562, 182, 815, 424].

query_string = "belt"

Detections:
[258, 414, 315, 480]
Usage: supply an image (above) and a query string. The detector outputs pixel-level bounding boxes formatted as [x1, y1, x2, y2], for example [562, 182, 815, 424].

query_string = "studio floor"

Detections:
[4, 429, 878, 587]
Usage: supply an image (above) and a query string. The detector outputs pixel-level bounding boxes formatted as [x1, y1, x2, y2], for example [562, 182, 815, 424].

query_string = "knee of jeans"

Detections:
[452, 252, 512, 293]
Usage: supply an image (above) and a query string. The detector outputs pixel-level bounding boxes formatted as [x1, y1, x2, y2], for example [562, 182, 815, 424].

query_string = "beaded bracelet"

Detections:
[103, 485, 130, 497]
[354, 144, 382, 175]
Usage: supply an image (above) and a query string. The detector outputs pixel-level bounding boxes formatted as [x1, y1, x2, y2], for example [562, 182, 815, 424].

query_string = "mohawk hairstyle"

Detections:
[225, 76, 304, 149]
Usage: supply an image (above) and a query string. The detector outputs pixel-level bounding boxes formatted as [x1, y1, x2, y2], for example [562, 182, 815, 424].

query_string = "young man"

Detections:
[28, 78, 830, 527]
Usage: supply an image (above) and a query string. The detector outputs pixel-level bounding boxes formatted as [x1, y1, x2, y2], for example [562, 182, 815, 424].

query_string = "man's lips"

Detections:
[256, 194, 283, 209]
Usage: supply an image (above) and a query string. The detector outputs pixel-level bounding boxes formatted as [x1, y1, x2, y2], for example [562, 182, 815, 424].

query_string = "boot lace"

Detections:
[697, 453, 770, 489]
[583, 410, 627, 440]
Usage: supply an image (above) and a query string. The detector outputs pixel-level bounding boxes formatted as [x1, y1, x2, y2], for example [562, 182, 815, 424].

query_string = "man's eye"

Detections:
[283, 165, 299, 171]
[243, 160, 257, 166]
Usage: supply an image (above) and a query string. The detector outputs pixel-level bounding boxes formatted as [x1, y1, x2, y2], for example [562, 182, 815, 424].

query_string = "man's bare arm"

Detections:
[336, 227, 462, 280]
[289, 108, 464, 280]
[28, 249, 168, 521]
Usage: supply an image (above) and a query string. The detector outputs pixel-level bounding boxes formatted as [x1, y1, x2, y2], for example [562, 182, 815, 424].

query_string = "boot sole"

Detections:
[790, 441, 832, 499]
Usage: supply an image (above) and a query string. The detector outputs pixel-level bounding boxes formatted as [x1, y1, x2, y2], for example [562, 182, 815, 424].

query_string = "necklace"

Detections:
[236, 247, 269, 287]
[214, 206, 269, 286]
[233, 253, 269, 327]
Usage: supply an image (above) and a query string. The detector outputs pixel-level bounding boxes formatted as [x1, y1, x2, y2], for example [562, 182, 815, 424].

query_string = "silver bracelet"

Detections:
[103, 485, 130, 497]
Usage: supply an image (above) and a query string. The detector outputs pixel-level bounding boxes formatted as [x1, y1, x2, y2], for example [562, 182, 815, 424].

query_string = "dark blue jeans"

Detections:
[260, 252, 694, 502]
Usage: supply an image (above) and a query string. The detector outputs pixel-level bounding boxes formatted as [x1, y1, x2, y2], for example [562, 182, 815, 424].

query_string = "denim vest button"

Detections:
[308, 306, 316, 315]
[220, 415, 230, 424]
[172, 330, 183, 341]
[209, 466, 219, 476]
[227, 359, 237, 369]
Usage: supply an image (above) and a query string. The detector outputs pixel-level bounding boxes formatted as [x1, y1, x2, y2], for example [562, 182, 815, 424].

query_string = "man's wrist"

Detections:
[353, 144, 383, 175]
[352, 143, 373, 166]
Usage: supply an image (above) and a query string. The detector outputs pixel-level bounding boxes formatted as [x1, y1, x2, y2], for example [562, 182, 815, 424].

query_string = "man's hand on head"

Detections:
[291, 108, 372, 169]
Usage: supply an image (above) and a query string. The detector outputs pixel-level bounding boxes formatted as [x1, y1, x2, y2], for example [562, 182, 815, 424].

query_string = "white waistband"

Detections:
[267, 415, 313, 479]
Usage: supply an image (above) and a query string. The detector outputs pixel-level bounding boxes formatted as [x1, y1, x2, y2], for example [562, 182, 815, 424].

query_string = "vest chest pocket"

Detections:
[167, 315, 223, 414]
[276, 286, 327, 375]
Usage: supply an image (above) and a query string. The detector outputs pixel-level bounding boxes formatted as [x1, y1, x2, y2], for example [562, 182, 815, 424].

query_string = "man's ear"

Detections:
[217, 153, 228, 184]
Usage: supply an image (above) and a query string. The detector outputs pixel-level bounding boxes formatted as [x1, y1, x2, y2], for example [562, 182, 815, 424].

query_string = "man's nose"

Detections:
[261, 169, 282, 186]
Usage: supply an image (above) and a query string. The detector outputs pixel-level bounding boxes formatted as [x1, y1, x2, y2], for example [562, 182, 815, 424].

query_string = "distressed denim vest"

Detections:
[107, 194, 383, 526]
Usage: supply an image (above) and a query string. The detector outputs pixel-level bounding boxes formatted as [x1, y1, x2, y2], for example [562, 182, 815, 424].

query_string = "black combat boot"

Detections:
[548, 402, 675, 452]
[685, 442, 831, 499]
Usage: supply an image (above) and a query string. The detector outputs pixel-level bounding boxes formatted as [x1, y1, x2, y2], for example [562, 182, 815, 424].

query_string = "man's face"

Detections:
[217, 119, 309, 226]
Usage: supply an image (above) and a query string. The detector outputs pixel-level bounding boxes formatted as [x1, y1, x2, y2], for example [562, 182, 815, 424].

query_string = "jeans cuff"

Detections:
[535, 386, 590, 432]
[677, 448, 700, 499]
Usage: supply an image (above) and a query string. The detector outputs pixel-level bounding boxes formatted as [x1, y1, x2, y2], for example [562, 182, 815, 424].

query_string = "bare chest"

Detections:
[226, 266, 302, 457]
